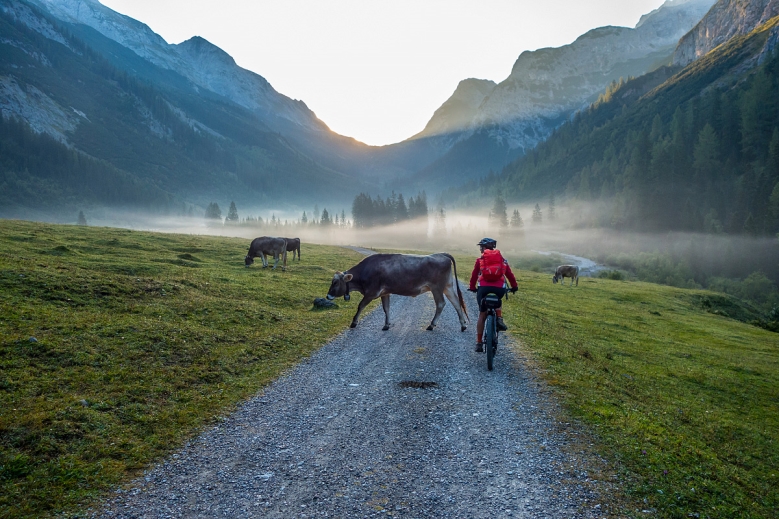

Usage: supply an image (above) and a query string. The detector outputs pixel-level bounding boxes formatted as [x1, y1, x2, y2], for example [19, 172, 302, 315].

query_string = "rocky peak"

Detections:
[176, 36, 237, 67]
[27, 0, 323, 131]
[414, 78, 496, 138]
[673, 0, 779, 65]
[469, 0, 716, 149]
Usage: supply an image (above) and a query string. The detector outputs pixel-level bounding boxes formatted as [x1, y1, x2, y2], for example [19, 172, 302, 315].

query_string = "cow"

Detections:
[283, 237, 301, 261]
[326, 253, 469, 332]
[553, 265, 579, 286]
[245, 236, 288, 271]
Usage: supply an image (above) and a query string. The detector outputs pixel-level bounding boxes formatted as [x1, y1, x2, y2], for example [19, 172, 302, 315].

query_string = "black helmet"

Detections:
[477, 237, 497, 249]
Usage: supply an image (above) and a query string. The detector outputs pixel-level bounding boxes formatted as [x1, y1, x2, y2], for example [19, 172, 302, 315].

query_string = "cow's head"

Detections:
[245, 254, 254, 267]
[326, 271, 353, 301]
[552, 274, 559, 284]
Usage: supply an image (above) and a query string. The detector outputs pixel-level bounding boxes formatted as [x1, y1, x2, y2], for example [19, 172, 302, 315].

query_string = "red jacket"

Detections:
[469, 250, 518, 290]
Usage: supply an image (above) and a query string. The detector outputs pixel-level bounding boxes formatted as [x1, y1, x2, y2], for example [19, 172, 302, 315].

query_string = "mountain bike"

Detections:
[481, 292, 503, 371]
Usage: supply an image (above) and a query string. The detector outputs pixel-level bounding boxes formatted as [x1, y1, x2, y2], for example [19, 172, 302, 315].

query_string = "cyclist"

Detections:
[468, 238, 518, 352]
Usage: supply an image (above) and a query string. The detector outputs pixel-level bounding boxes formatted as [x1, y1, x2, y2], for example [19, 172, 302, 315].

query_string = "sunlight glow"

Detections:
[99, 0, 667, 145]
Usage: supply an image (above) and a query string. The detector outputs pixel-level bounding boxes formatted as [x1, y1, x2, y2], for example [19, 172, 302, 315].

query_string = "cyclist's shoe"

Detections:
[475, 342, 484, 353]
[496, 317, 508, 331]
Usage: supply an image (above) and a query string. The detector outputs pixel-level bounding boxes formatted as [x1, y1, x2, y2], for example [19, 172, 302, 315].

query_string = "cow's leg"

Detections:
[350, 296, 374, 328]
[575, 275, 579, 286]
[271, 252, 280, 270]
[260, 252, 269, 268]
[427, 291, 446, 331]
[444, 284, 468, 332]
[381, 295, 391, 331]
[282, 250, 287, 271]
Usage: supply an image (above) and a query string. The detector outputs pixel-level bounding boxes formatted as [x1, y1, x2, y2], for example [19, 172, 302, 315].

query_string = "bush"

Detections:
[513, 252, 565, 273]
[597, 270, 625, 280]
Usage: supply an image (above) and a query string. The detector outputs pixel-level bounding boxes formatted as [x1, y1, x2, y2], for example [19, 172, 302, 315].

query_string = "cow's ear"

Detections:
[344, 274, 353, 282]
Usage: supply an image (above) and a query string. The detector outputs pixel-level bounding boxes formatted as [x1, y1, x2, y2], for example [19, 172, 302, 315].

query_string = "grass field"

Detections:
[2, 223, 777, 518]
[0, 220, 364, 519]
[495, 264, 779, 518]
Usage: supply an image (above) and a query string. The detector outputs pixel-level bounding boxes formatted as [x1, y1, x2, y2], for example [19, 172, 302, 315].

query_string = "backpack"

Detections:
[479, 249, 506, 283]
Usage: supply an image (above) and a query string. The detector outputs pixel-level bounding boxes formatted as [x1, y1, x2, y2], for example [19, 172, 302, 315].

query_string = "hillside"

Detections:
[463, 13, 779, 238]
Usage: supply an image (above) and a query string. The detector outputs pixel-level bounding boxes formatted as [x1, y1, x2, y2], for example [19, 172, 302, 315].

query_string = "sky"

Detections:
[99, 0, 668, 146]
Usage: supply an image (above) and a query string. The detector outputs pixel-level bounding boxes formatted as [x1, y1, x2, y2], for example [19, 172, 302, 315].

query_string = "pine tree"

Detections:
[434, 207, 446, 236]
[532, 204, 543, 224]
[693, 123, 720, 181]
[204, 202, 222, 220]
[396, 193, 408, 221]
[77, 211, 87, 226]
[321, 208, 331, 226]
[490, 195, 509, 228]
[226, 201, 239, 223]
[302, 211, 308, 224]
[548, 193, 556, 221]
[510, 209, 524, 228]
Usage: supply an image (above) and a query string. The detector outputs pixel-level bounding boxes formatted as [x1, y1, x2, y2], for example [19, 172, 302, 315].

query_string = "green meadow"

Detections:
[0, 221, 776, 518]
[498, 267, 778, 518]
[0, 220, 364, 518]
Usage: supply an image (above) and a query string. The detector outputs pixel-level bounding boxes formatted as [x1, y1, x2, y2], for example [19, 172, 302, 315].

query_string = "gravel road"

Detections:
[91, 262, 613, 518]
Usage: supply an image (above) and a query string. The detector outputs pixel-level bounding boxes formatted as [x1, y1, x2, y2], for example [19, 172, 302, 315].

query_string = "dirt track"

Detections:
[92, 268, 612, 518]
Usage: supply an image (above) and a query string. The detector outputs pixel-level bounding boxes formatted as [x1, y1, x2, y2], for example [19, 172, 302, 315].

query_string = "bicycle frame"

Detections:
[481, 292, 503, 371]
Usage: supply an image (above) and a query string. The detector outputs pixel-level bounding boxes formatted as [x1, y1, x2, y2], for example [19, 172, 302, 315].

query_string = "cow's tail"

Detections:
[443, 253, 469, 322]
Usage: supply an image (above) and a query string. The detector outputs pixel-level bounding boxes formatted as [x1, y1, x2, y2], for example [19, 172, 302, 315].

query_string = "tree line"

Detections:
[203, 201, 352, 228]
[351, 191, 428, 228]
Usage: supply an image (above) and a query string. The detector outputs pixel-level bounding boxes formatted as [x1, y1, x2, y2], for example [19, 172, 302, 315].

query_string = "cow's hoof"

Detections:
[461, 325, 467, 332]
[349, 322, 357, 329]
[426, 324, 435, 331]
[382, 325, 390, 331]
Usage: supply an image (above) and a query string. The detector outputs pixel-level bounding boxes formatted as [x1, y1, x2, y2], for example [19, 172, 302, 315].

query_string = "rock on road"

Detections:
[92, 282, 612, 518]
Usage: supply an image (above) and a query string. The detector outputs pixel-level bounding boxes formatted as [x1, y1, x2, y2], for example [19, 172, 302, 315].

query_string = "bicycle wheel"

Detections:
[485, 313, 496, 371]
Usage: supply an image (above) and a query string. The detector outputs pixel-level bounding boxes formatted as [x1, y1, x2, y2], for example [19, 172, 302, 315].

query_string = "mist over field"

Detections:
[72, 202, 779, 299]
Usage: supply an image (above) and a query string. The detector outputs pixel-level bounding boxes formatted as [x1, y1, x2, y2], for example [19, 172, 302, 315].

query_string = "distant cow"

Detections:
[245, 236, 288, 271]
[553, 265, 579, 286]
[326, 253, 469, 332]
[283, 237, 301, 260]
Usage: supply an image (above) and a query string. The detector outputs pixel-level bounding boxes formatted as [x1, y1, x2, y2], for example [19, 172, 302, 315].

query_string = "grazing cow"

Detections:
[245, 236, 288, 271]
[283, 237, 301, 260]
[326, 253, 469, 332]
[553, 265, 579, 286]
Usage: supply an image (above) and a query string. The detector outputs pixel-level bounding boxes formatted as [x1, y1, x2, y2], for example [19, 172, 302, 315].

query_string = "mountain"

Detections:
[673, 0, 779, 65]
[33, 0, 325, 133]
[458, 3, 779, 236]
[400, 0, 717, 192]
[0, 0, 376, 219]
[0, 0, 723, 219]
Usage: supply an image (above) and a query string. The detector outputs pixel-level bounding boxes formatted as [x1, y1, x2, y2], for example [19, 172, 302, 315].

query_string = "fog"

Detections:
[70, 204, 779, 287]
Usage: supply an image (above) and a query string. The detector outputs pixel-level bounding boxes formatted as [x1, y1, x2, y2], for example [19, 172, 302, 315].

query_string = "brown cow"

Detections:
[245, 236, 288, 271]
[326, 253, 469, 331]
[553, 265, 579, 286]
[283, 237, 301, 260]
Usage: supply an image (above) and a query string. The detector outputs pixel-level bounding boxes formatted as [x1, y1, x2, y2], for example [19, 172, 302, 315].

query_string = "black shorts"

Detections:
[477, 286, 507, 312]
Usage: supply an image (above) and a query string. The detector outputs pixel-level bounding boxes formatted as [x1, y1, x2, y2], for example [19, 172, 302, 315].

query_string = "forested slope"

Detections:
[467, 16, 779, 236]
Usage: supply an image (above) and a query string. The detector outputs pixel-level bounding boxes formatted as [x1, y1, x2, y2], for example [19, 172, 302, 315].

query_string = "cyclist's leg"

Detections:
[475, 287, 491, 349]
